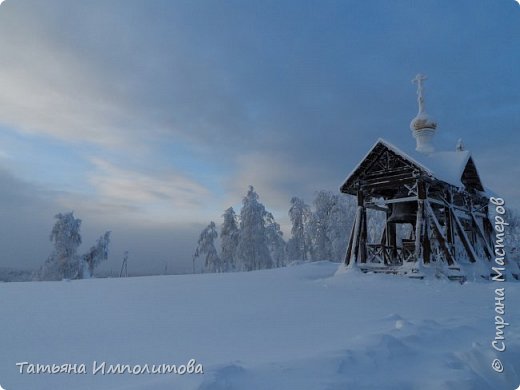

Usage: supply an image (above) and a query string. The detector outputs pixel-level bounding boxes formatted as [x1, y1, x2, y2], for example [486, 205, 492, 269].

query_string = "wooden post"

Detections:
[451, 208, 478, 262]
[422, 216, 431, 264]
[386, 215, 397, 264]
[425, 201, 455, 266]
[470, 211, 493, 260]
[347, 189, 365, 266]
[445, 190, 454, 247]
[359, 207, 368, 263]
[414, 181, 426, 263]
[344, 220, 356, 265]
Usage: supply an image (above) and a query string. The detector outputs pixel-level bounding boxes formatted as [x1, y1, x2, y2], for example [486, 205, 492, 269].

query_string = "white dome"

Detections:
[410, 74, 437, 154]
[410, 111, 437, 131]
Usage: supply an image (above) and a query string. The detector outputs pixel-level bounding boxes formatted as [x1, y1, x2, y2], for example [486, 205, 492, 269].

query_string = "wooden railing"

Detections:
[366, 243, 415, 265]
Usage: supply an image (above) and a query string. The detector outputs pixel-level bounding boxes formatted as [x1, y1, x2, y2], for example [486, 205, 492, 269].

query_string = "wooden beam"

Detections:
[426, 197, 445, 207]
[359, 207, 368, 263]
[351, 206, 363, 264]
[422, 216, 431, 264]
[361, 178, 417, 191]
[348, 190, 365, 265]
[470, 211, 493, 260]
[362, 172, 417, 186]
[363, 167, 416, 181]
[344, 219, 356, 265]
[450, 206, 478, 262]
[414, 181, 427, 262]
[414, 201, 424, 261]
[425, 201, 455, 265]
[365, 204, 389, 212]
[377, 196, 418, 205]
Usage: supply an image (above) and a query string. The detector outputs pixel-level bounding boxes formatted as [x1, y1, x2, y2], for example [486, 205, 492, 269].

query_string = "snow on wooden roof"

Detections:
[341, 138, 484, 192]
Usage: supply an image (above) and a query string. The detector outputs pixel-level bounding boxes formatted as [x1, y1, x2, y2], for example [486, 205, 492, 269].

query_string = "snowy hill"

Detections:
[1, 262, 519, 389]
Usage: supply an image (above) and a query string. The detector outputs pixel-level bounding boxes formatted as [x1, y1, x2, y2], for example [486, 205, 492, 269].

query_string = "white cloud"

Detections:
[86, 158, 211, 222]
[226, 151, 335, 228]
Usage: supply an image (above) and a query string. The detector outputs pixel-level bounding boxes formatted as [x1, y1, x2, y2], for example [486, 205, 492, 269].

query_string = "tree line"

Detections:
[192, 186, 377, 273]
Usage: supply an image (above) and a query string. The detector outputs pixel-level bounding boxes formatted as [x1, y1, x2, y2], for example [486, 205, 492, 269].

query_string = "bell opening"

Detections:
[387, 201, 417, 224]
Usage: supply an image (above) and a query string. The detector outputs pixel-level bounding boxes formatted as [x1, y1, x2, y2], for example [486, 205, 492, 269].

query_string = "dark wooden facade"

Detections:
[340, 139, 496, 279]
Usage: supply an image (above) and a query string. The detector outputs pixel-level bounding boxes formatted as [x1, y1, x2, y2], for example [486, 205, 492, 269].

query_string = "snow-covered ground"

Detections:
[1, 262, 519, 389]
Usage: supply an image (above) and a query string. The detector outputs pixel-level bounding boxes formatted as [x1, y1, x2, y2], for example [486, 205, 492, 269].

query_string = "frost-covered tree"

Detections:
[38, 212, 82, 280]
[309, 191, 335, 261]
[220, 207, 239, 272]
[367, 208, 386, 244]
[80, 231, 111, 279]
[235, 186, 273, 271]
[328, 195, 356, 262]
[37, 212, 113, 281]
[287, 197, 312, 261]
[265, 212, 286, 268]
[303, 191, 360, 262]
[193, 221, 222, 273]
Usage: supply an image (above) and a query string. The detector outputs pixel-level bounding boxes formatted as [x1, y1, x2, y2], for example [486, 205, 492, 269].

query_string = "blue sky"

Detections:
[0, 0, 519, 273]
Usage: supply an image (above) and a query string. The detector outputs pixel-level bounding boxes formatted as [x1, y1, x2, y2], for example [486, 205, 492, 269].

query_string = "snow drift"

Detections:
[1, 262, 519, 389]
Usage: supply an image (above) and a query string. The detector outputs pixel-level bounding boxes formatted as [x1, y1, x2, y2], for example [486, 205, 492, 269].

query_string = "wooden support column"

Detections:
[445, 190, 454, 247]
[344, 220, 356, 265]
[385, 213, 397, 264]
[425, 201, 455, 266]
[470, 211, 493, 260]
[346, 189, 364, 265]
[422, 216, 431, 264]
[483, 216, 495, 257]
[451, 207, 478, 262]
[414, 181, 426, 263]
[358, 191, 368, 263]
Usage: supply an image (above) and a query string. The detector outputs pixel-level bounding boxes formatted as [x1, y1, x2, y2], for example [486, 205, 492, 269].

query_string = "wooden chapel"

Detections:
[340, 74, 500, 280]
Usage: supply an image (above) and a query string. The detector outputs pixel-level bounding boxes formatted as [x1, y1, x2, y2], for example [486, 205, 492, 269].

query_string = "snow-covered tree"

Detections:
[80, 231, 111, 278]
[308, 191, 336, 261]
[287, 196, 312, 261]
[235, 186, 273, 271]
[193, 221, 222, 273]
[37, 212, 113, 281]
[289, 191, 356, 263]
[220, 207, 239, 272]
[265, 212, 286, 268]
[38, 212, 82, 280]
[328, 195, 356, 262]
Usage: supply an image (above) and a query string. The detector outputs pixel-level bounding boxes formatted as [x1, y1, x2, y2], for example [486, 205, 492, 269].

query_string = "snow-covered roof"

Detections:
[341, 138, 485, 192]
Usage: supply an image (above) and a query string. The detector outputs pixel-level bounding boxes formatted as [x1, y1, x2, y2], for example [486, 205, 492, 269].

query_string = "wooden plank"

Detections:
[363, 172, 417, 186]
[363, 167, 416, 181]
[362, 178, 417, 191]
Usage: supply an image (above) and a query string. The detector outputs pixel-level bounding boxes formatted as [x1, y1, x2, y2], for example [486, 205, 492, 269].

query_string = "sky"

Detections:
[0, 0, 519, 274]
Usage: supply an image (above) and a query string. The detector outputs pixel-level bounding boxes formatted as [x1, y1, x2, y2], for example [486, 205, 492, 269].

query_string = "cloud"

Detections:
[86, 158, 211, 222]
[0, 168, 57, 269]
[0, 165, 205, 273]
[0, 0, 519, 274]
